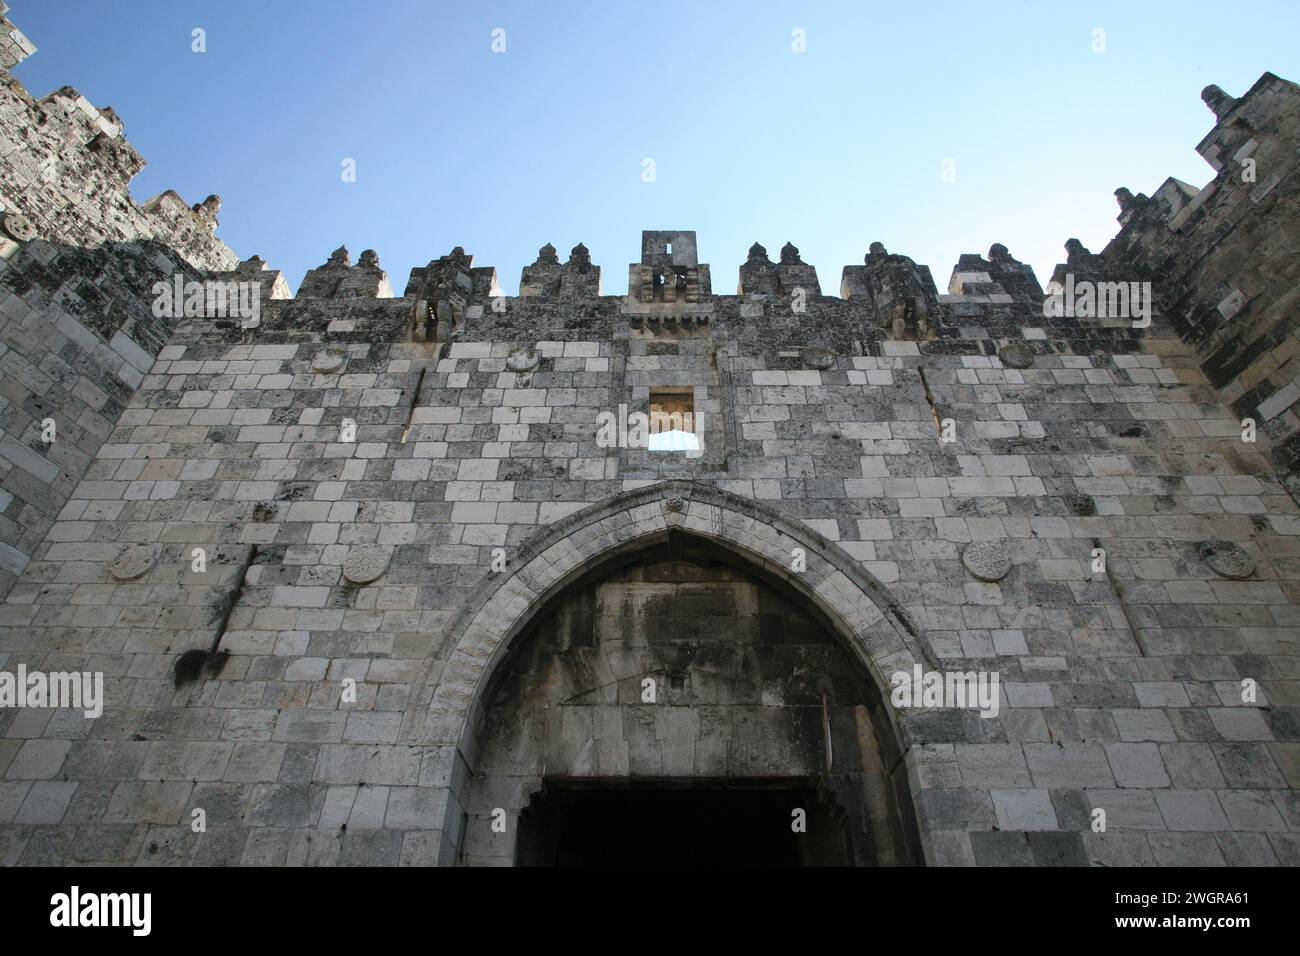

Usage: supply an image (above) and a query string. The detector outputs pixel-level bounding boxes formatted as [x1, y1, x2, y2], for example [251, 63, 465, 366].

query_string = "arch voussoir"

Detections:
[400, 480, 934, 751]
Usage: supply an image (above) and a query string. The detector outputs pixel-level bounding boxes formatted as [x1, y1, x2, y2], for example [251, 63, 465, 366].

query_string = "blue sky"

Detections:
[11, 1, 1297, 295]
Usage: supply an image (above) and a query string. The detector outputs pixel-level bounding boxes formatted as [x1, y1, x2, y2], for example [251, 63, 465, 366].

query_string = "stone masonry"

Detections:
[0, 10, 1297, 866]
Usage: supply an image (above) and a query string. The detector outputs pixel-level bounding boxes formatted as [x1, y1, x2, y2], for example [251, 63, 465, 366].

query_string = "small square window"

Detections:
[647, 387, 698, 452]
[665, 241, 673, 255]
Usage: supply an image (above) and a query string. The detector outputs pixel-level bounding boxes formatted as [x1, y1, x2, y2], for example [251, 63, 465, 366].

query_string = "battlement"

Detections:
[299, 246, 393, 299]
[0, 1, 35, 69]
[0, 78, 237, 268]
[0, 10, 239, 599]
[1097, 70, 1300, 492]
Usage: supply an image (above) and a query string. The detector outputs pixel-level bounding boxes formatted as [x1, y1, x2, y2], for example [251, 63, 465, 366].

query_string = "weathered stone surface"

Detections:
[312, 350, 346, 373]
[109, 545, 156, 581]
[342, 546, 390, 585]
[801, 347, 835, 370]
[1198, 540, 1255, 579]
[961, 542, 1011, 582]
[997, 342, 1035, 369]
[505, 348, 539, 372]
[0, 210, 34, 242]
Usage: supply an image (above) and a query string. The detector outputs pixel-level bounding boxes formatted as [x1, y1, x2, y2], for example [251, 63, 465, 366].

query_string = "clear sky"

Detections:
[11, 1, 1298, 296]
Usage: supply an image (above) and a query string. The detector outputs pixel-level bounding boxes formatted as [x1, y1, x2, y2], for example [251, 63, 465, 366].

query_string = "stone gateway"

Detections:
[0, 7, 1297, 866]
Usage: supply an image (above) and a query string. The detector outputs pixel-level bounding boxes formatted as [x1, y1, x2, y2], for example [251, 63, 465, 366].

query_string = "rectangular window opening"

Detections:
[648, 387, 699, 452]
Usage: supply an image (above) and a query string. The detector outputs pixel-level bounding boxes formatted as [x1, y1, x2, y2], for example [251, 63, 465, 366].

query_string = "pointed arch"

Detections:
[399, 480, 934, 751]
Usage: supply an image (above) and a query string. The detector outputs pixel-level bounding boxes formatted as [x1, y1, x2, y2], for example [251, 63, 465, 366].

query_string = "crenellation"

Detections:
[984, 244, 1042, 298]
[298, 246, 391, 299]
[843, 242, 939, 340]
[0, 45, 237, 599]
[775, 241, 820, 296]
[0, 3, 34, 70]
[518, 243, 562, 298]
[231, 255, 293, 302]
[737, 242, 779, 295]
[628, 232, 707, 305]
[558, 242, 600, 299]
[1095, 74, 1300, 493]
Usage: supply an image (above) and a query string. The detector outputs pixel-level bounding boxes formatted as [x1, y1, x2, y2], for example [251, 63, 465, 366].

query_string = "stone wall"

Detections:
[1102, 74, 1300, 497]
[0, 29, 239, 598]
[0, 3, 34, 71]
[0, 218, 1295, 865]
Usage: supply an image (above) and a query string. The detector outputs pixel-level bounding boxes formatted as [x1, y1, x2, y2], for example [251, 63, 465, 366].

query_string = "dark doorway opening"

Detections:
[516, 780, 852, 867]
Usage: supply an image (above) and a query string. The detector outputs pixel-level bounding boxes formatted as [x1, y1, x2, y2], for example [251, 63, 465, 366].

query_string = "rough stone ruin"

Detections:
[0, 6, 1297, 866]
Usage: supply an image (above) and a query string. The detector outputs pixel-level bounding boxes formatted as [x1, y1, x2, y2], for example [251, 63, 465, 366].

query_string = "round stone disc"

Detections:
[111, 545, 156, 581]
[343, 546, 390, 584]
[998, 343, 1035, 369]
[506, 348, 540, 372]
[961, 541, 1011, 582]
[312, 351, 346, 373]
[1066, 494, 1096, 517]
[1, 212, 36, 242]
[1198, 540, 1254, 580]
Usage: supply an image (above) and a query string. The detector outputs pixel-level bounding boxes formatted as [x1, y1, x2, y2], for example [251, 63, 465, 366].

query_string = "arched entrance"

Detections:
[399, 481, 933, 865]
